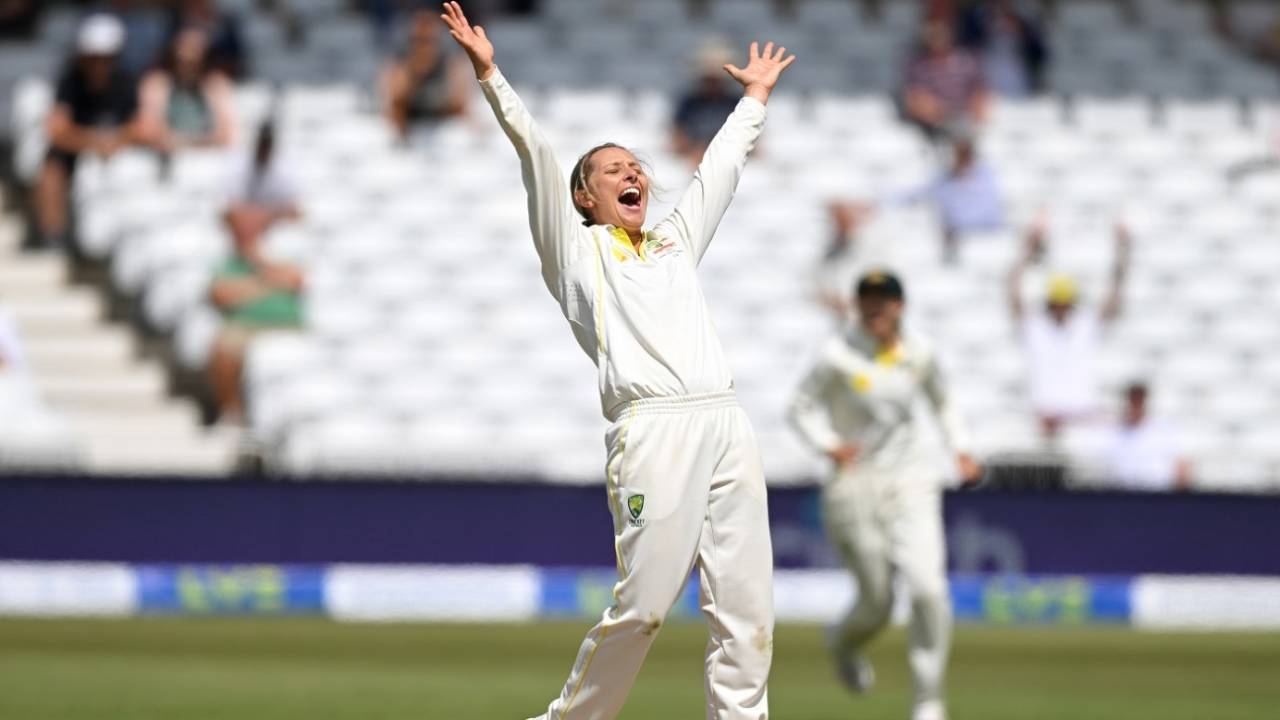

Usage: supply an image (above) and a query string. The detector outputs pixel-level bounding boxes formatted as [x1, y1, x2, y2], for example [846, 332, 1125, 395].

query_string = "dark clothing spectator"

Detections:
[673, 78, 740, 164]
[0, 0, 39, 39]
[35, 14, 142, 250]
[903, 20, 989, 139]
[957, 0, 1048, 96]
[167, 0, 246, 80]
[672, 42, 740, 166]
[53, 62, 139, 134]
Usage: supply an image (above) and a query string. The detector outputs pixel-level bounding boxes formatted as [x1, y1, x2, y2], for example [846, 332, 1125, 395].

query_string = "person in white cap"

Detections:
[33, 13, 141, 250]
[441, 3, 795, 718]
[789, 269, 980, 720]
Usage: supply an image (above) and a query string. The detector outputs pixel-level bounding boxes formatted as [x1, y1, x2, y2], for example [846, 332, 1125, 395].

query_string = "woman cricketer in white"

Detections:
[441, 3, 795, 719]
[788, 271, 981, 720]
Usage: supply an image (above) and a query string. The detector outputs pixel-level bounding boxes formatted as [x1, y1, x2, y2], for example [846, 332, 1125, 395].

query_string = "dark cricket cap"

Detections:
[856, 270, 905, 300]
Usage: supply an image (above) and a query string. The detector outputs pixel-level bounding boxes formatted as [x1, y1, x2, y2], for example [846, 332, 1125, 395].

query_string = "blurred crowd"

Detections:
[1, 0, 1275, 489]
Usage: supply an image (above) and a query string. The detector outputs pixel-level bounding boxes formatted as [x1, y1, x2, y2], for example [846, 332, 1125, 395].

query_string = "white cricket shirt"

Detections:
[788, 327, 971, 471]
[480, 68, 766, 419]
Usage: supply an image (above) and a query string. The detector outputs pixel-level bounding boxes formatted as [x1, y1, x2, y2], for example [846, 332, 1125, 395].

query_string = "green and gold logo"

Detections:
[628, 494, 645, 520]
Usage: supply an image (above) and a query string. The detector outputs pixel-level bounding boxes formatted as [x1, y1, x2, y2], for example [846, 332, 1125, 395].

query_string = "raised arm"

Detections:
[1008, 214, 1045, 326]
[1100, 221, 1132, 325]
[440, 2, 586, 277]
[659, 41, 796, 263]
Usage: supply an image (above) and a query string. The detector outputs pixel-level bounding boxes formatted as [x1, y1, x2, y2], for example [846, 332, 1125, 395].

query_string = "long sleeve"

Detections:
[478, 68, 591, 283]
[922, 353, 972, 455]
[788, 360, 843, 455]
[656, 96, 767, 263]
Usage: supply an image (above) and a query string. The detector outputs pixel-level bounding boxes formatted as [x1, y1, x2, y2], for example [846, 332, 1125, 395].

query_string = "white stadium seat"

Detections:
[15, 0, 1272, 488]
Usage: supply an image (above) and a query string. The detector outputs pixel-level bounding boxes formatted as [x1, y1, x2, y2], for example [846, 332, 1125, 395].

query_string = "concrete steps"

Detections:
[0, 190, 238, 476]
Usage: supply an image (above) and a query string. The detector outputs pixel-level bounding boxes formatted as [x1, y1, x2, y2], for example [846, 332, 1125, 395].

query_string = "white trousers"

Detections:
[822, 461, 951, 708]
[533, 392, 775, 720]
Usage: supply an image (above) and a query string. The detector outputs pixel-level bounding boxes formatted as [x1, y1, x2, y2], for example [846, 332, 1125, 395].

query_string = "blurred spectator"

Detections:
[1008, 218, 1131, 442]
[137, 25, 237, 153]
[167, 0, 246, 80]
[0, 0, 38, 40]
[34, 14, 141, 251]
[380, 10, 471, 141]
[888, 124, 1003, 263]
[1103, 382, 1193, 492]
[902, 18, 990, 140]
[956, 0, 1048, 97]
[671, 41, 740, 166]
[209, 122, 304, 424]
[96, 0, 171, 78]
[814, 201, 874, 321]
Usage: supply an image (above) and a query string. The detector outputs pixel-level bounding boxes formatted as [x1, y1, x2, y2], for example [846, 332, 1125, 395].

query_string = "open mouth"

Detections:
[618, 187, 642, 208]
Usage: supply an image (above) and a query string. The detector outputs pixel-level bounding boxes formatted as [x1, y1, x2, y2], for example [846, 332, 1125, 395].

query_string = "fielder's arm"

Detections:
[921, 352, 981, 484]
[788, 357, 860, 470]
[442, 2, 588, 280]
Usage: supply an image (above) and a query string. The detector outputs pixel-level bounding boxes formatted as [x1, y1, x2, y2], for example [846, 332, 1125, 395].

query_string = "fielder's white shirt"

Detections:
[788, 327, 971, 472]
[480, 68, 765, 419]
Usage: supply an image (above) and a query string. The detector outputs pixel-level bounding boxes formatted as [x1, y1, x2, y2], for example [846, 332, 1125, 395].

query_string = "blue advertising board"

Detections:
[1, 475, 1278, 575]
[135, 564, 326, 615]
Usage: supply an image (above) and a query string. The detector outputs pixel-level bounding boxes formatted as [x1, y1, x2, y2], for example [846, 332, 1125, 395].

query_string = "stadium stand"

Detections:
[2, 0, 1278, 490]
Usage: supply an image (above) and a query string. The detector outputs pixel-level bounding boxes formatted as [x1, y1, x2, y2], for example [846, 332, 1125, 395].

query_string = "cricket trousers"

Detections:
[823, 461, 951, 708]
[531, 391, 775, 720]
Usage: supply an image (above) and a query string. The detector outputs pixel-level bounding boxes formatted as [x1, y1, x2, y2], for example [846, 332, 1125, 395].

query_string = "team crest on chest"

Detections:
[644, 235, 680, 259]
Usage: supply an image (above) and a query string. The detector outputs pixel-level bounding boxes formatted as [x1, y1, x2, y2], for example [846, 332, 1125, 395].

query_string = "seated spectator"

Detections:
[137, 25, 237, 153]
[956, 0, 1048, 98]
[671, 41, 741, 166]
[208, 122, 304, 424]
[813, 201, 874, 321]
[34, 14, 141, 251]
[1103, 382, 1193, 492]
[167, 0, 246, 80]
[381, 10, 471, 141]
[902, 18, 990, 140]
[831, 125, 1003, 265]
[1008, 218, 1131, 442]
[888, 124, 1003, 263]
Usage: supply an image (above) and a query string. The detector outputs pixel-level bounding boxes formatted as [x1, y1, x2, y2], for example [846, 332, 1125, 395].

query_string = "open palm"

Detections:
[723, 42, 797, 96]
[440, 1, 495, 78]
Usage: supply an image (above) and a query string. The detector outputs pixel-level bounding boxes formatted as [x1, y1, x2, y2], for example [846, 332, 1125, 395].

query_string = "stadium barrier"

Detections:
[3, 476, 1280, 576]
[2, 561, 1276, 630]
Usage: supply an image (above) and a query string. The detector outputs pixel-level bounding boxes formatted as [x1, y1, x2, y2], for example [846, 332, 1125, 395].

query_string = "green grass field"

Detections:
[1, 618, 1277, 719]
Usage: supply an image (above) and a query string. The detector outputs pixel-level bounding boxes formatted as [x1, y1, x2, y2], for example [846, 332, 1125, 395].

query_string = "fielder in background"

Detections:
[441, 3, 795, 719]
[788, 270, 981, 720]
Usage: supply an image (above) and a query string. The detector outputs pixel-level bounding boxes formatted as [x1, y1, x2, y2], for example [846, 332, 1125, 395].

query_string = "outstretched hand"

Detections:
[440, 2, 495, 80]
[724, 41, 797, 105]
